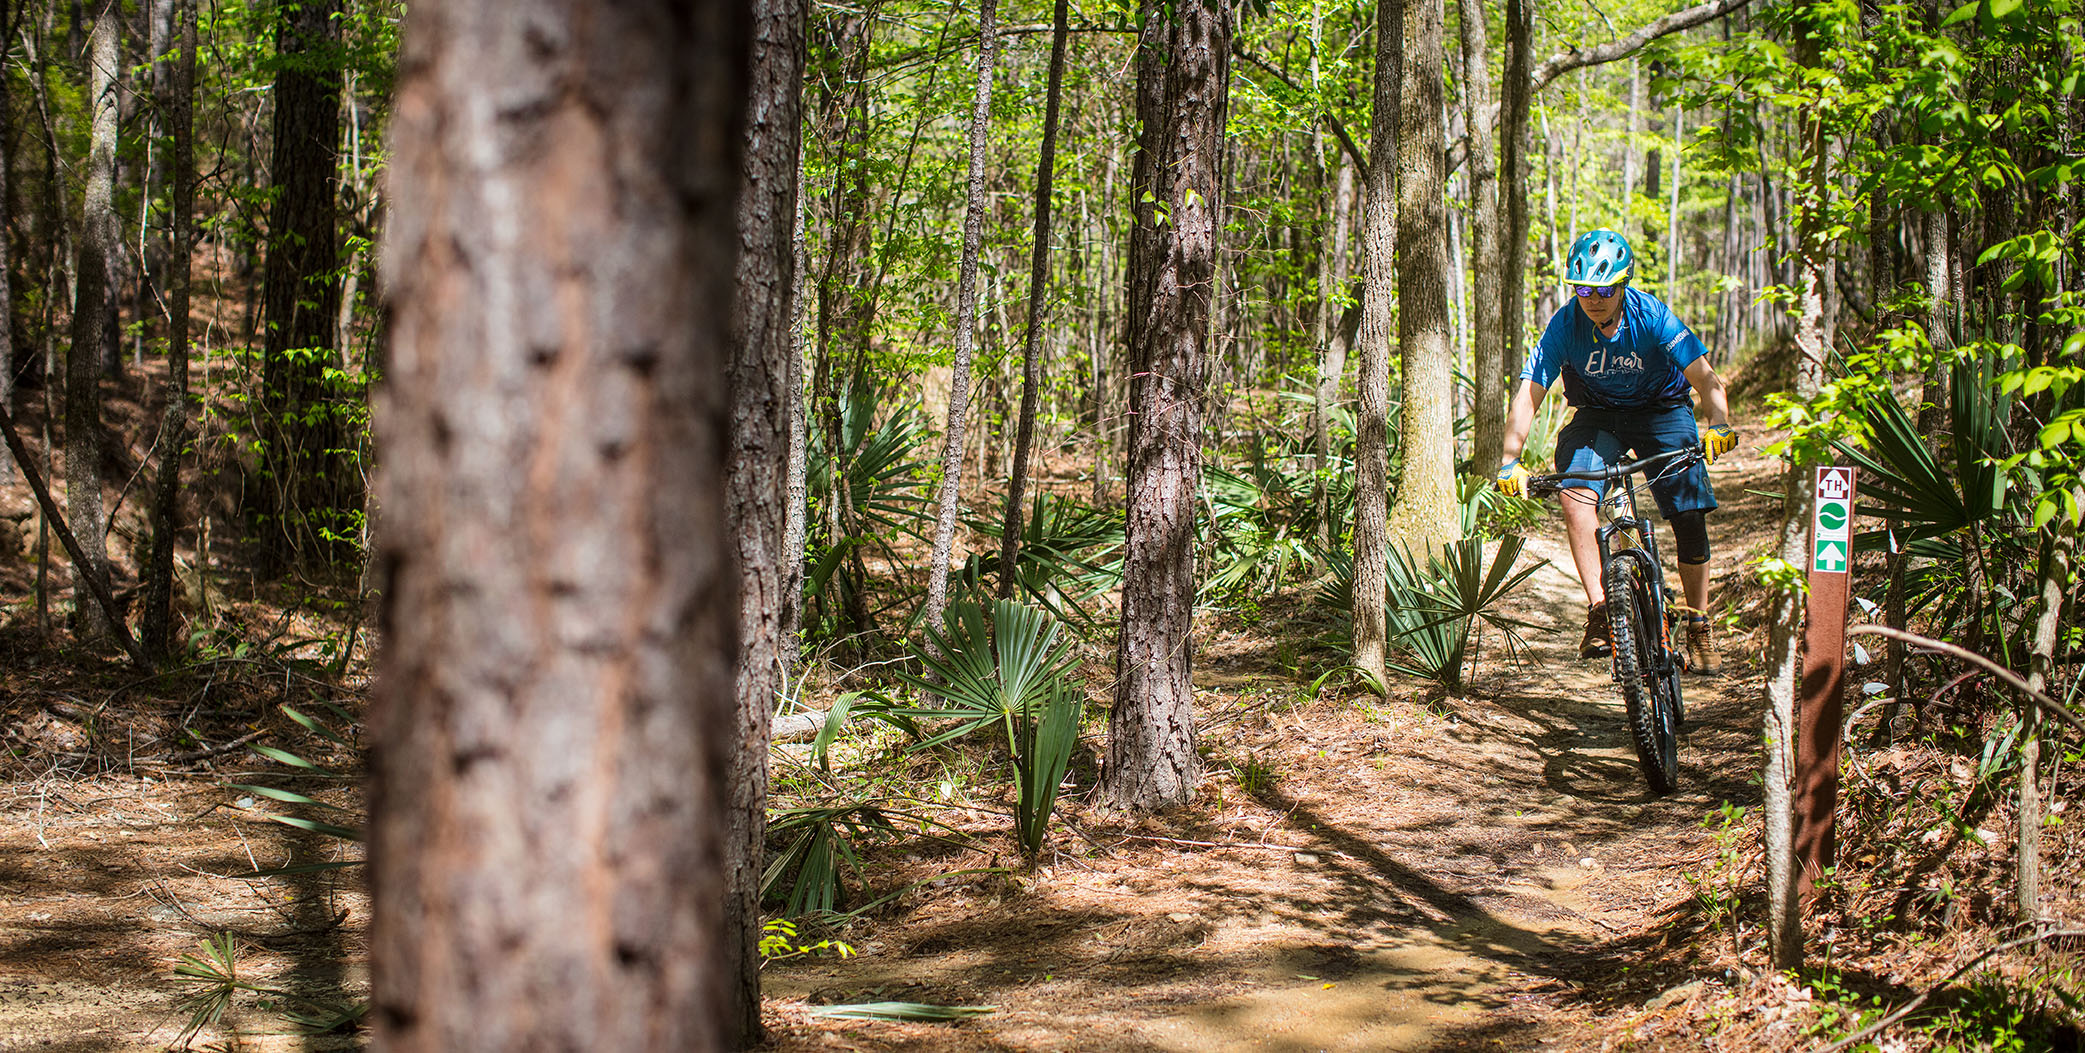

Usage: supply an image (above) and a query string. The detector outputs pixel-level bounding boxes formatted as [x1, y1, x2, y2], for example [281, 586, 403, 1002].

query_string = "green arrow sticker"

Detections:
[1814, 539, 1847, 573]
[1818, 500, 1848, 533]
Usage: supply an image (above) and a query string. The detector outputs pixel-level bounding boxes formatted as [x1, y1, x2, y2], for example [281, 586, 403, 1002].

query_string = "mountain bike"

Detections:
[1528, 445, 1705, 796]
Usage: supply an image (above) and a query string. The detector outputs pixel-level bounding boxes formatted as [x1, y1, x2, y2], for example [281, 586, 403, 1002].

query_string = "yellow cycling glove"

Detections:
[1704, 424, 1738, 464]
[1497, 458, 1532, 498]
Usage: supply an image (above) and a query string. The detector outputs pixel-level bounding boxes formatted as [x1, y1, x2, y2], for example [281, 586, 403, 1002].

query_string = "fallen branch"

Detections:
[1820, 928, 2085, 1053]
[1847, 624, 2085, 738]
[0, 398, 152, 671]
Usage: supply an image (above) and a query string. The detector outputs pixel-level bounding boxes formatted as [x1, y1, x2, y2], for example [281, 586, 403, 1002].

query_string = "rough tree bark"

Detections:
[922, 0, 1001, 629]
[1104, 0, 1230, 811]
[997, 0, 1070, 598]
[66, 0, 118, 643]
[1457, 0, 1505, 477]
[0, 0, 13, 488]
[371, 1, 748, 1047]
[259, 0, 344, 569]
[142, 0, 196, 659]
[1351, 0, 1401, 691]
[724, 0, 805, 1039]
[1386, 0, 1457, 556]
[1497, 0, 1533, 454]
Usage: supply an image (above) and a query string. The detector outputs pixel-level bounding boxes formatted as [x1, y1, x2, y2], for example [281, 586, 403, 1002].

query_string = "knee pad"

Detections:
[1670, 509, 1710, 565]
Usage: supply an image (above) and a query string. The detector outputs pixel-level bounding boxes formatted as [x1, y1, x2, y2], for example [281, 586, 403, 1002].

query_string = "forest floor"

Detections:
[0, 407, 2075, 1051]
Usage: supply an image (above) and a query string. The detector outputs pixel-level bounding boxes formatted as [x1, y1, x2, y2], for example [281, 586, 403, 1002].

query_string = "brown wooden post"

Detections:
[1796, 465, 1856, 904]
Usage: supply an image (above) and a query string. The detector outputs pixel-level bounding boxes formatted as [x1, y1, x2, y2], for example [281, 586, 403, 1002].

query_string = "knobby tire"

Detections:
[1604, 555, 1680, 795]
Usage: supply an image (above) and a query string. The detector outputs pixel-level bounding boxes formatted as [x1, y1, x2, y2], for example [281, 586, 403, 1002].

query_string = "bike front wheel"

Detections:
[1604, 555, 1681, 795]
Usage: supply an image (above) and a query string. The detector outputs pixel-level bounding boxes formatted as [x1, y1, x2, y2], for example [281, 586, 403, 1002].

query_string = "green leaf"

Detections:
[1986, 0, 2023, 19]
[1939, 1, 1976, 26]
[807, 1002, 998, 1021]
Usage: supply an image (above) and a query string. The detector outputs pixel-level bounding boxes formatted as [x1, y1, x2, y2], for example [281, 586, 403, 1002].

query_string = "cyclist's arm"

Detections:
[1682, 357, 1729, 430]
[1502, 379, 1546, 463]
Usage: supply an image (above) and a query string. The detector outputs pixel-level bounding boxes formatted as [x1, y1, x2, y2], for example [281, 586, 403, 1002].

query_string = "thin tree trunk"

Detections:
[997, 0, 1070, 599]
[1667, 104, 1683, 294]
[1458, 0, 1504, 477]
[1622, 59, 1639, 215]
[724, 0, 805, 1038]
[66, 0, 118, 644]
[1499, 0, 1534, 461]
[371, 1, 747, 1046]
[2019, 487, 2078, 923]
[1920, 204, 1952, 434]
[781, 179, 811, 663]
[1351, 0, 1401, 691]
[923, 0, 1000, 631]
[1387, 0, 1456, 556]
[1103, 0, 1230, 811]
[142, 0, 195, 660]
[809, 7, 877, 643]
[1767, 103, 1833, 974]
[1313, 160, 1356, 550]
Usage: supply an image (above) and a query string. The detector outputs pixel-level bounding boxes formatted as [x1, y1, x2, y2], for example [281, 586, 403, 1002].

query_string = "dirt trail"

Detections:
[769, 474, 1780, 1051]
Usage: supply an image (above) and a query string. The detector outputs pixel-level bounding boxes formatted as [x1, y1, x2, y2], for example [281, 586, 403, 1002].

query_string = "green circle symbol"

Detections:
[1818, 501, 1848, 532]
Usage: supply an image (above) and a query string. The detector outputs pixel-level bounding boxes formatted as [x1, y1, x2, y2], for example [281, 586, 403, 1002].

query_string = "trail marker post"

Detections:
[1796, 465, 1856, 904]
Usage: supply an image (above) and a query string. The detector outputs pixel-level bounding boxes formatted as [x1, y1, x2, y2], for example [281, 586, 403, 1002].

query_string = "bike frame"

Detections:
[1592, 478, 1681, 684]
[1538, 445, 1700, 684]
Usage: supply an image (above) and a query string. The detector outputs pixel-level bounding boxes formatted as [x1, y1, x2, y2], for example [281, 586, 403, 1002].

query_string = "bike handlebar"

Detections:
[1526, 444, 1703, 492]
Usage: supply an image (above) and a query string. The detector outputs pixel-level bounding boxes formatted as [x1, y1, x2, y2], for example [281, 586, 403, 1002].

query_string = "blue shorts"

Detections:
[1553, 405, 1717, 519]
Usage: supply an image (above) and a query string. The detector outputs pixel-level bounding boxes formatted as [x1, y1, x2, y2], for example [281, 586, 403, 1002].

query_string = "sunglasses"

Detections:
[1573, 284, 1623, 299]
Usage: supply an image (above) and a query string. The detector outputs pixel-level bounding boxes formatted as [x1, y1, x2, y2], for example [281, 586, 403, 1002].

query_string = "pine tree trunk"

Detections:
[142, 0, 195, 659]
[724, 0, 805, 1038]
[0, 0, 15, 488]
[1103, 0, 1230, 811]
[1457, 0, 1505, 478]
[996, 0, 1069, 599]
[66, 0, 118, 643]
[923, 0, 1000, 630]
[371, 1, 748, 1047]
[1351, 0, 1401, 690]
[1386, 0, 1457, 556]
[259, 0, 344, 570]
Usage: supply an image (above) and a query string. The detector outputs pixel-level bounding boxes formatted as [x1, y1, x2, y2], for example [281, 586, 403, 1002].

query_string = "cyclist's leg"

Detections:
[1628, 405, 1725, 673]
[1553, 413, 1627, 607]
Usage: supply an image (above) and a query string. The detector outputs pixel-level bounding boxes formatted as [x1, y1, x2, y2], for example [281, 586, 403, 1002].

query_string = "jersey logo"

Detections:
[1585, 342, 1644, 377]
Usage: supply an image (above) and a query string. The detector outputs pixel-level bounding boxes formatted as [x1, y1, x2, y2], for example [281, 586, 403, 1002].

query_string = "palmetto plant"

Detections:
[882, 599, 1087, 858]
[961, 492, 1123, 627]
[1202, 461, 1325, 596]
[1322, 533, 1546, 693]
[1833, 353, 2020, 635]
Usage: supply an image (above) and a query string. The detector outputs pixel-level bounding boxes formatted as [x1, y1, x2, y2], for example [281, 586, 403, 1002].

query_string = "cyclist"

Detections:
[1494, 229, 1737, 674]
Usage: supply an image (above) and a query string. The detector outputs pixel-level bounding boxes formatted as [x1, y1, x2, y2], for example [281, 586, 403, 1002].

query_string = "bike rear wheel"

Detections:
[1604, 555, 1681, 795]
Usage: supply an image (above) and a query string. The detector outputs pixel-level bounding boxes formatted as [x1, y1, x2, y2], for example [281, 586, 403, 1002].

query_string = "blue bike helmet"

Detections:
[1565, 229, 1634, 286]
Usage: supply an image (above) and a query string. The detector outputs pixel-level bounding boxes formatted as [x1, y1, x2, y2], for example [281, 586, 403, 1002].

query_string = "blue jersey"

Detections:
[1520, 288, 1706, 410]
